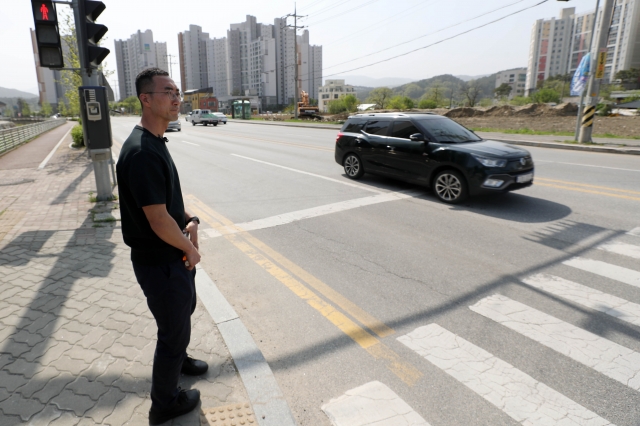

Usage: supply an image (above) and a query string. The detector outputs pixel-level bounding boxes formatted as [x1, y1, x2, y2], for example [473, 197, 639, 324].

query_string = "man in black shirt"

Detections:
[117, 68, 206, 425]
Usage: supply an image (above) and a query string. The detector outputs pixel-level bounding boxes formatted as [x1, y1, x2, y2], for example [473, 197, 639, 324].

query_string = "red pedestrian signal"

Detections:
[32, 1, 57, 23]
[31, 0, 63, 68]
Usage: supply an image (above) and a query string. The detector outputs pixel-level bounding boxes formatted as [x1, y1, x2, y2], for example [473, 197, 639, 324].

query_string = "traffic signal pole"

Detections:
[72, 0, 112, 201]
[578, 0, 615, 143]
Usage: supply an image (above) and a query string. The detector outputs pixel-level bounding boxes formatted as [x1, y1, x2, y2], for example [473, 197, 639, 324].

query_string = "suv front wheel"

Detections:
[433, 169, 468, 204]
[343, 153, 364, 179]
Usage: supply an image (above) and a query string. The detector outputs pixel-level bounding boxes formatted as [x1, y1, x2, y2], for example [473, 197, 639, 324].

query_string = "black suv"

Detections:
[334, 113, 534, 203]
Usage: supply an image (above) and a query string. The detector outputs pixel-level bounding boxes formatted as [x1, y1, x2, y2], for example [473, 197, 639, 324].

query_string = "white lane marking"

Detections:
[231, 153, 383, 193]
[321, 381, 430, 426]
[470, 294, 640, 391]
[563, 257, 640, 288]
[398, 324, 611, 425]
[523, 273, 640, 327]
[200, 191, 418, 240]
[38, 127, 72, 169]
[597, 241, 640, 260]
[181, 140, 200, 146]
[535, 160, 640, 173]
[628, 227, 640, 237]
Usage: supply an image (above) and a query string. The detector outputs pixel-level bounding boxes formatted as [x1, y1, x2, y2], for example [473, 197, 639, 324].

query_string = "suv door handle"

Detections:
[386, 146, 394, 151]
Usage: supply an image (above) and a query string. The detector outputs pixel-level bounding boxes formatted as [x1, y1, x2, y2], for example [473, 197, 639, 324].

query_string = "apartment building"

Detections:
[495, 68, 527, 99]
[318, 79, 357, 113]
[114, 30, 168, 100]
[178, 15, 322, 110]
[525, 8, 575, 95]
[526, 2, 640, 94]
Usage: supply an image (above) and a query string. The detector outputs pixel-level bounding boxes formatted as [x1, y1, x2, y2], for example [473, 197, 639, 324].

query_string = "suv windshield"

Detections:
[416, 117, 481, 143]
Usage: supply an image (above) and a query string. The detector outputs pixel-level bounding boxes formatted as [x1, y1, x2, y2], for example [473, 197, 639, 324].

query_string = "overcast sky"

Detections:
[3, 0, 595, 96]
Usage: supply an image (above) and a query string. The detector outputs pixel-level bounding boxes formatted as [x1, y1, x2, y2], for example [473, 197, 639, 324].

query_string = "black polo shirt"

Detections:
[117, 125, 185, 265]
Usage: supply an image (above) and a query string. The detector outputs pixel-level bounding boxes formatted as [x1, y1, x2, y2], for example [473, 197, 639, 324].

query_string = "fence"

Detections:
[0, 118, 67, 156]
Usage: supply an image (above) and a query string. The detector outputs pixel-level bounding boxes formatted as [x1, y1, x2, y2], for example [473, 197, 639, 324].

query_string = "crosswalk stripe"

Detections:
[398, 324, 611, 425]
[470, 295, 640, 391]
[322, 381, 430, 426]
[628, 227, 640, 237]
[522, 274, 640, 327]
[563, 257, 640, 288]
[597, 241, 640, 260]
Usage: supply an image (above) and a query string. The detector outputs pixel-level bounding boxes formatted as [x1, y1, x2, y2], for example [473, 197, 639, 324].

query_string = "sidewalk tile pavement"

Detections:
[0, 131, 249, 424]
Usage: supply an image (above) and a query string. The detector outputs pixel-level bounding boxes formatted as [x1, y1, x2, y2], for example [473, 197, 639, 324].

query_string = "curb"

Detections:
[229, 120, 640, 155]
[482, 137, 640, 156]
[195, 264, 298, 426]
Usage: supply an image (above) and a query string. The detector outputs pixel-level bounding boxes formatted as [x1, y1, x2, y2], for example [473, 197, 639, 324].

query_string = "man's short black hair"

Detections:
[135, 68, 170, 98]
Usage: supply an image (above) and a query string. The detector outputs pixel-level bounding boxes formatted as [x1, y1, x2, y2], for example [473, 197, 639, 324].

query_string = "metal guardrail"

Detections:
[0, 118, 67, 156]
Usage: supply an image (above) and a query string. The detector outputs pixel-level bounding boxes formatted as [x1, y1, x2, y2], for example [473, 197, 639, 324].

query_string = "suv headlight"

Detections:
[472, 154, 507, 168]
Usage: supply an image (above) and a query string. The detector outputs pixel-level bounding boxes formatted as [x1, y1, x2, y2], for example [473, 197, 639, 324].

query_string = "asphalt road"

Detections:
[109, 117, 640, 426]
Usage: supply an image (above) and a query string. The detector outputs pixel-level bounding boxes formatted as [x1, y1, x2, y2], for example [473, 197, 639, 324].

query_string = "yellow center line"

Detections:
[536, 183, 640, 201]
[186, 195, 421, 385]
[536, 177, 640, 196]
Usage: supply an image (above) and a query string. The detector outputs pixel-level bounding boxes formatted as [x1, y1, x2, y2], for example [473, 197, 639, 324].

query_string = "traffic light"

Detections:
[78, 0, 109, 71]
[31, 0, 64, 68]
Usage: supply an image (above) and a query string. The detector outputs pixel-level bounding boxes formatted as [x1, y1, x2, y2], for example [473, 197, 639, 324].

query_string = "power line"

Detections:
[305, 0, 379, 26]
[323, 0, 532, 72]
[321, 0, 440, 46]
[298, 0, 549, 82]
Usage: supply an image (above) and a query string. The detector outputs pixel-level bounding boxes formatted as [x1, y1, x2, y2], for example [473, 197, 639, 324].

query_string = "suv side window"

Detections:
[342, 119, 365, 133]
[390, 121, 422, 139]
[364, 120, 390, 135]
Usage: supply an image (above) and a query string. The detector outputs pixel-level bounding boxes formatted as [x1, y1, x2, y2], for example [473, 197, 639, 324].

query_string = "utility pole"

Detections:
[164, 53, 177, 79]
[282, 4, 306, 119]
[579, 0, 615, 143]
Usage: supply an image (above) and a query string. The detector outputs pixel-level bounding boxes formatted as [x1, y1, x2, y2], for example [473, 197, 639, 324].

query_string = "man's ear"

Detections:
[139, 94, 150, 109]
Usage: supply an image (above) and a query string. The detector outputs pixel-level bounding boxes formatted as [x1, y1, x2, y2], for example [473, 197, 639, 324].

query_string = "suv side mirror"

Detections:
[410, 133, 426, 142]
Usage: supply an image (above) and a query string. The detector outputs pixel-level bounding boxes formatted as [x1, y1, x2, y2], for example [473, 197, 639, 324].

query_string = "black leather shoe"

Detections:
[149, 388, 200, 425]
[181, 356, 208, 376]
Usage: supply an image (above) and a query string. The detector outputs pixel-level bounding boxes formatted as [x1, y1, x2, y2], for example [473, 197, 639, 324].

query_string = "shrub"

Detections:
[71, 124, 84, 147]
[510, 96, 532, 106]
[388, 96, 414, 110]
[531, 88, 561, 104]
[418, 99, 438, 109]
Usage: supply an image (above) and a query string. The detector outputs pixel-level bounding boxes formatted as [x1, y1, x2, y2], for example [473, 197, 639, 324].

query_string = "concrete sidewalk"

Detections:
[0, 131, 255, 425]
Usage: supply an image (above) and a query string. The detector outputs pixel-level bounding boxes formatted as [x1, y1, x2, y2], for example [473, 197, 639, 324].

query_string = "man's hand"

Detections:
[183, 244, 201, 271]
[185, 221, 199, 250]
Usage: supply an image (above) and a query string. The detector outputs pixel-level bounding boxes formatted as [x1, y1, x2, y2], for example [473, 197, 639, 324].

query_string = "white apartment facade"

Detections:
[526, 2, 640, 95]
[318, 79, 357, 112]
[177, 15, 322, 109]
[114, 30, 168, 100]
[495, 68, 527, 99]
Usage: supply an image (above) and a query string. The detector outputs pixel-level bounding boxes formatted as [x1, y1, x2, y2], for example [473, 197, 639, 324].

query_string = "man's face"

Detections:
[143, 76, 180, 122]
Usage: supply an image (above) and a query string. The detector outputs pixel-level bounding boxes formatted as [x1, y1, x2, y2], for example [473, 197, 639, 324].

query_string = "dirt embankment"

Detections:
[437, 103, 638, 138]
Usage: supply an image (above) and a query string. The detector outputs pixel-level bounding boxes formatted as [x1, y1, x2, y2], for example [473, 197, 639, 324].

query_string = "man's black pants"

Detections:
[132, 259, 197, 408]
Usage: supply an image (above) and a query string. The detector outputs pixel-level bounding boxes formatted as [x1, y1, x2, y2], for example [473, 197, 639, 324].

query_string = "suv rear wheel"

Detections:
[433, 170, 468, 204]
[343, 154, 364, 179]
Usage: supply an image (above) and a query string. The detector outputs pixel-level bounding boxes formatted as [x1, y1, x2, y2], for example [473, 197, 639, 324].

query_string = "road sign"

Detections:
[595, 49, 607, 80]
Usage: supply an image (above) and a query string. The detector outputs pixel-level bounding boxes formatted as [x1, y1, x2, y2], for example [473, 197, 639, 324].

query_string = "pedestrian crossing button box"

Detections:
[78, 85, 112, 150]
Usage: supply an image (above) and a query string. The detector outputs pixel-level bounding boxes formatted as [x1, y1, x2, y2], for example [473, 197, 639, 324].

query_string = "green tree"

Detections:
[614, 68, 640, 83]
[57, 12, 82, 118]
[418, 99, 437, 109]
[17, 98, 30, 117]
[426, 82, 444, 104]
[459, 82, 481, 107]
[328, 98, 346, 114]
[403, 83, 424, 100]
[388, 96, 414, 110]
[41, 101, 53, 117]
[343, 94, 358, 112]
[58, 100, 68, 116]
[494, 83, 513, 98]
[509, 96, 531, 106]
[366, 87, 393, 109]
[120, 96, 141, 115]
[531, 88, 561, 104]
